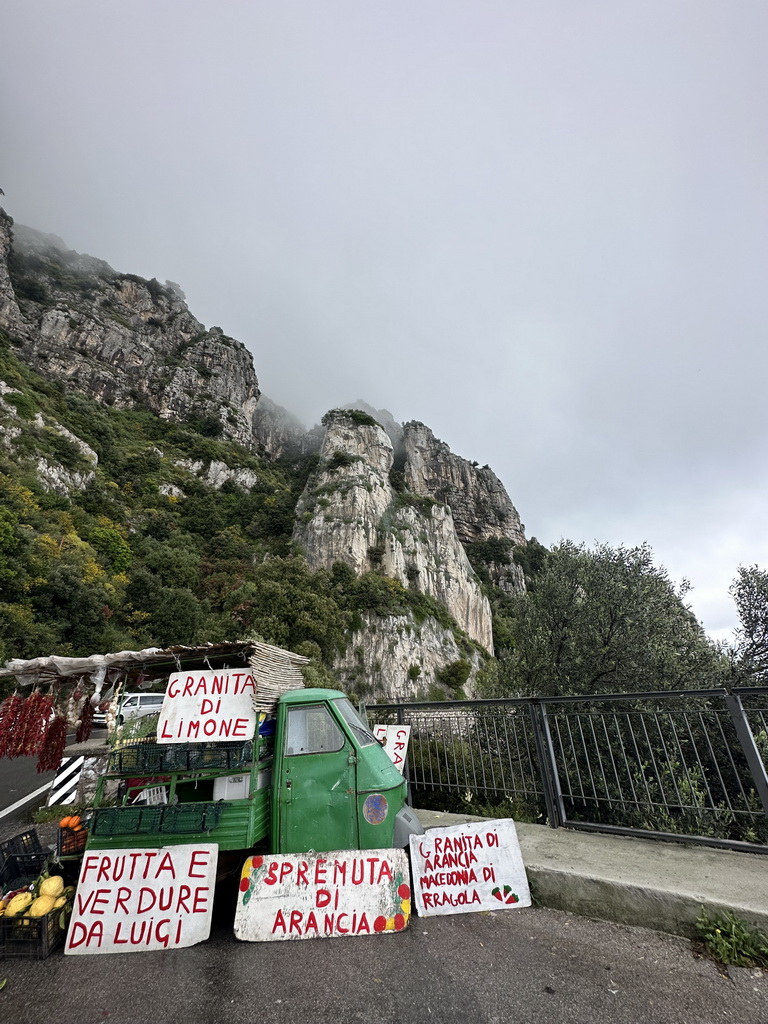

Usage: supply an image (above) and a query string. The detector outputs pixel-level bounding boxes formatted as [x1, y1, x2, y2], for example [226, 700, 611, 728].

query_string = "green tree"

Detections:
[731, 565, 768, 683]
[486, 541, 726, 697]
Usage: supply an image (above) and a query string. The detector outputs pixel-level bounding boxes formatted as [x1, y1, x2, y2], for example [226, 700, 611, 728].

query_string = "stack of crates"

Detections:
[0, 828, 67, 960]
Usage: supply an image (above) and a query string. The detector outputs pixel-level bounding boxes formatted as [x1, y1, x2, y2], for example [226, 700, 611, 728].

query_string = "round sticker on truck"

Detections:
[363, 793, 388, 825]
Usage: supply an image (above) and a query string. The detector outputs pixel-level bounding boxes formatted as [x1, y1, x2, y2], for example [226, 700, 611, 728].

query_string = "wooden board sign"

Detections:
[234, 848, 412, 942]
[65, 844, 218, 954]
[157, 669, 256, 744]
[372, 724, 411, 774]
[409, 819, 531, 916]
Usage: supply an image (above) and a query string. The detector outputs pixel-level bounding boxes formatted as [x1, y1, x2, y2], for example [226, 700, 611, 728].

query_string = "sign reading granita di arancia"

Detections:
[233, 848, 411, 942]
[409, 819, 531, 916]
[157, 669, 256, 744]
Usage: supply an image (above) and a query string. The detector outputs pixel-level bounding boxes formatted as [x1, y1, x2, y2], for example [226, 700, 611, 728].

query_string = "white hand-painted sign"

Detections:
[409, 819, 530, 916]
[157, 669, 256, 744]
[65, 844, 218, 954]
[372, 724, 411, 774]
[234, 848, 412, 942]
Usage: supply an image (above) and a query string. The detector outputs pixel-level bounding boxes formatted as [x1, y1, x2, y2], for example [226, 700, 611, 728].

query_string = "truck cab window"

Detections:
[285, 705, 344, 756]
[334, 698, 377, 747]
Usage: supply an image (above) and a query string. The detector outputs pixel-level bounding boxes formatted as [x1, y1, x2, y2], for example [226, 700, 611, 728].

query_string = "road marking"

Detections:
[0, 782, 52, 819]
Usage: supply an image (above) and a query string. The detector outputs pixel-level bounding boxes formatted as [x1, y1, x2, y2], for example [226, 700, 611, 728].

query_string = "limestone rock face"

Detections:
[0, 216, 260, 447]
[293, 410, 494, 652]
[403, 420, 526, 593]
[334, 612, 483, 703]
[251, 395, 322, 458]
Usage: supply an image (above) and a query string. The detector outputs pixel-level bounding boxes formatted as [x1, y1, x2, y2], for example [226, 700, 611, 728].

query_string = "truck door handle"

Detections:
[286, 780, 292, 789]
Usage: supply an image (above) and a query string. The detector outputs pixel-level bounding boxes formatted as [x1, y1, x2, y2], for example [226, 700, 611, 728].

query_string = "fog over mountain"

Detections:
[3, 1, 767, 641]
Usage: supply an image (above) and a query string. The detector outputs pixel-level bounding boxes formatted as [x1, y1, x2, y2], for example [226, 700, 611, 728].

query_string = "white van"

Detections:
[115, 692, 166, 725]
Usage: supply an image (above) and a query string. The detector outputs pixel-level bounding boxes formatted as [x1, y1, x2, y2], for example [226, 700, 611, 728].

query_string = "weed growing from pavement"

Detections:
[696, 908, 768, 969]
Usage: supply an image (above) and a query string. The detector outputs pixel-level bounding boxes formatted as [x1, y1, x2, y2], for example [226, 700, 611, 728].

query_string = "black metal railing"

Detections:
[373, 687, 768, 853]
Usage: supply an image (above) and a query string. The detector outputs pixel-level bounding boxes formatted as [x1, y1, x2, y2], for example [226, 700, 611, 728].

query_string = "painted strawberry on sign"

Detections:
[492, 885, 519, 905]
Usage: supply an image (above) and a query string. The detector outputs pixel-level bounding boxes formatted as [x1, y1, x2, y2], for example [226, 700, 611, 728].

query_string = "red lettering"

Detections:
[203, 718, 217, 736]
[232, 718, 249, 737]
[289, 910, 303, 935]
[91, 888, 110, 915]
[183, 676, 195, 696]
[314, 859, 327, 885]
[194, 677, 208, 696]
[81, 855, 100, 882]
[192, 887, 209, 914]
[141, 852, 157, 879]
[218, 720, 233, 737]
[177, 885, 192, 913]
[351, 860, 364, 885]
[114, 920, 129, 944]
[189, 850, 210, 878]
[67, 920, 103, 948]
[114, 887, 131, 914]
[316, 889, 332, 908]
[137, 888, 156, 914]
[376, 860, 393, 884]
[333, 860, 347, 884]
[279, 862, 293, 883]
[167, 678, 179, 698]
[272, 909, 287, 934]
[201, 698, 214, 715]
[96, 857, 112, 882]
[263, 862, 279, 886]
[305, 911, 318, 933]
[296, 861, 309, 886]
[336, 913, 349, 933]
[156, 852, 176, 878]
[160, 720, 173, 739]
[76, 890, 98, 915]
[187, 720, 200, 738]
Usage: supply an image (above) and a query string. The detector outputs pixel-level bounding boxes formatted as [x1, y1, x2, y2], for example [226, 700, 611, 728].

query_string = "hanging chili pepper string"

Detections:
[37, 715, 68, 773]
[0, 692, 24, 759]
[76, 697, 95, 743]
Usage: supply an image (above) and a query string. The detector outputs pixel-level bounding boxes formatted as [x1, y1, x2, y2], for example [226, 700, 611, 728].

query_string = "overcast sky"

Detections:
[2, 2, 767, 642]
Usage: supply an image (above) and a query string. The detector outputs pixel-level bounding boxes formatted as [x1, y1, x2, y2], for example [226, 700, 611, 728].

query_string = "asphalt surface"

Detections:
[1, 879, 766, 1024]
[1, 750, 766, 1023]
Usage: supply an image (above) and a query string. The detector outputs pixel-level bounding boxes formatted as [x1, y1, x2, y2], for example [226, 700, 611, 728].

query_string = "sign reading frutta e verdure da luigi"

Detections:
[409, 819, 531, 916]
[234, 848, 412, 942]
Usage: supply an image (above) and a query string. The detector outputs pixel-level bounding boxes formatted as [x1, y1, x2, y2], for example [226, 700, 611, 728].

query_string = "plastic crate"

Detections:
[0, 906, 68, 960]
[56, 827, 89, 858]
[1, 853, 49, 893]
[1, 829, 44, 858]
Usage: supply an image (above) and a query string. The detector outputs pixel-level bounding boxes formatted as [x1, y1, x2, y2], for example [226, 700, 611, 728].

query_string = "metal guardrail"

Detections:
[373, 687, 768, 853]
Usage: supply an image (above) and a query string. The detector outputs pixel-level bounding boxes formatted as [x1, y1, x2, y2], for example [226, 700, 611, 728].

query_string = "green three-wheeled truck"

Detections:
[87, 688, 423, 861]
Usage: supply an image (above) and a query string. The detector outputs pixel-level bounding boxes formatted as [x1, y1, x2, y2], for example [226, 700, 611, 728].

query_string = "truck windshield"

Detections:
[335, 699, 377, 747]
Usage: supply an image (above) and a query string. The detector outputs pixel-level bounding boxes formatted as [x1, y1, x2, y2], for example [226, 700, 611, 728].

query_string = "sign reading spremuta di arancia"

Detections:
[409, 819, 531, 916]
[234, 848, 412, 941]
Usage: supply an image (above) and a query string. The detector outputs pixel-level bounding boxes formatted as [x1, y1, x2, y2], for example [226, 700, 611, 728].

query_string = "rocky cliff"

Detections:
[1, 214, 261, 449]
[0, 209, 531, 702]
[293, 409, 495, 653]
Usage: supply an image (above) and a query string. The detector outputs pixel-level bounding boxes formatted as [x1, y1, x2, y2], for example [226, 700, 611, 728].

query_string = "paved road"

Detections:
[0, 753, 57, 819]
[1, 891, 765, 1024]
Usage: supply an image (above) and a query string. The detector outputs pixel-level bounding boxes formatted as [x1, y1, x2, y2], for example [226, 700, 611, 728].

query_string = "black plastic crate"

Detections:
[0, 906, 68, 960]
[1, 852, 49, 893]
[56, 826, 89, 858]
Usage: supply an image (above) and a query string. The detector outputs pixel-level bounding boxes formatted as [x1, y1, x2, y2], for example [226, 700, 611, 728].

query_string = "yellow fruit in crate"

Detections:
[53, 896, 67, 908]
[39, 876, 65, 898]
[5, 892, 33, 917]
[28, 895, 56, 917]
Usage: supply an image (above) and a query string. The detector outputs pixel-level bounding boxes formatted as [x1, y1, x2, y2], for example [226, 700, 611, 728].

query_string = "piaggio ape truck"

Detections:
[86, 686, 424, 858]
